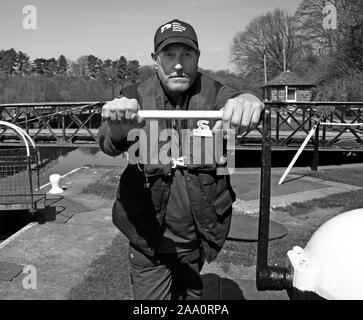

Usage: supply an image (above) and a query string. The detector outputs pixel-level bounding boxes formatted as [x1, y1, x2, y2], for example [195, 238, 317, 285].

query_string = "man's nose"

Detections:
[174, 63, 183, 71]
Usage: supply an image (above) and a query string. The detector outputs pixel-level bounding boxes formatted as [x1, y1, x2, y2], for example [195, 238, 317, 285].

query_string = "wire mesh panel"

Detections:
[0, 147, 44, 211]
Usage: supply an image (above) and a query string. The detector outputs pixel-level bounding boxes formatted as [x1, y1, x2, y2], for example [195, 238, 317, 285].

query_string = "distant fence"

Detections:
[1, 101, 363, 150]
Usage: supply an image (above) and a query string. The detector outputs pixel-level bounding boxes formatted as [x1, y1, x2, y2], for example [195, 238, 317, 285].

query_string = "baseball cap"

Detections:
[154, 19, 199, 53]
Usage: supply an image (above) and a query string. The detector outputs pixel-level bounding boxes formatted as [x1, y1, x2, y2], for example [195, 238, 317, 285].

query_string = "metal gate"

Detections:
[0, 121, 45, 212]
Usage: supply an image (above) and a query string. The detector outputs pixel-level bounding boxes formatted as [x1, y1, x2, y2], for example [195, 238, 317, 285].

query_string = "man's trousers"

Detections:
[128, 244, 205, 300]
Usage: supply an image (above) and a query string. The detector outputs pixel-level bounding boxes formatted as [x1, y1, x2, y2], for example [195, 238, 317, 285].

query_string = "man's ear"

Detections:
[151, 52, 158, 68]
[196, 49, 201, 63]
[151, 52, 157, 62]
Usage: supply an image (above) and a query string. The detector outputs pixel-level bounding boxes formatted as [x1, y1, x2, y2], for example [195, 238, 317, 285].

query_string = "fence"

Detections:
[0, 101, 363, 151]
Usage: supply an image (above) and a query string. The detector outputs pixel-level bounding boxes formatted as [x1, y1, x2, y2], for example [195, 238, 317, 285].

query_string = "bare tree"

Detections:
[230, 9, 306, 78]
[295, 0, 363, 55]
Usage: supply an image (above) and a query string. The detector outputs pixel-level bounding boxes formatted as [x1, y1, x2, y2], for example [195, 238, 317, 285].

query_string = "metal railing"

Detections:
[1, 101, 363, 150]
[0, 102, 103, 146]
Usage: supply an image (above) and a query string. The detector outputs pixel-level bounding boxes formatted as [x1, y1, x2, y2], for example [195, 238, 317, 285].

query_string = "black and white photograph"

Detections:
[0, 0, 362, 311]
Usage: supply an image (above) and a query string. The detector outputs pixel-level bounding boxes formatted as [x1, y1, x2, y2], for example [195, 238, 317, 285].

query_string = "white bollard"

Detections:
[48, 174, 64, 194]
[287, 208, 363, 299]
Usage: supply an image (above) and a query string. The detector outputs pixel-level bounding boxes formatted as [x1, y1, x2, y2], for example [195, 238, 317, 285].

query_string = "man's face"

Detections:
[152, 43, 200, 95]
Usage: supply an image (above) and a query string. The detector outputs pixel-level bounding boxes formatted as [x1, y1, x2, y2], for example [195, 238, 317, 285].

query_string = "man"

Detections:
[98, 19, 264, 300]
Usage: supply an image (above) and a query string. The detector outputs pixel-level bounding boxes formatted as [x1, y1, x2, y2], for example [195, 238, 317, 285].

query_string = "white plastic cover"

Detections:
[287, 208, 363, 300]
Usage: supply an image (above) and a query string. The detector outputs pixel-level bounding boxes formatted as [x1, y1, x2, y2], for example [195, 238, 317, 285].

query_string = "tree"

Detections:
[32, 58, 48, 75]
[230, 9, 306, 80]
[115, 56, 128, 91]
[47, 58, 57, 77]
[138, 65, 155, 82]
[68, 56, 88, 77]
[87, 55, 103, 79]
[15, 51, 31, 76]
[0, 48, 18, 75]
[57, 55, 68, 75]
[346, 24, 363, 70]
[100, 58, 118, 98]
[30, 58, 57, 76]
[127, 59, 140, 85]
[295, 0, 363, 55]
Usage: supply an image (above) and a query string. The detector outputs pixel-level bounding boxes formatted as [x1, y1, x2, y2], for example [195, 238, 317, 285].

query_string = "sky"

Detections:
[0, 0, 302, 71]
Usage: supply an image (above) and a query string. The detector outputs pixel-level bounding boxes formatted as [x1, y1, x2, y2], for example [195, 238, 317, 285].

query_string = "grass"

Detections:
[277, 167, 363, 215]
[308, 167, 363, 187]
[278, 189, 363, 216]
[67, 233, 133, 300]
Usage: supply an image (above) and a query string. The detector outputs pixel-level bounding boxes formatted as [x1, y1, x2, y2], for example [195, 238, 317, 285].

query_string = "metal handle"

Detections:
[137, 110, 223, 120]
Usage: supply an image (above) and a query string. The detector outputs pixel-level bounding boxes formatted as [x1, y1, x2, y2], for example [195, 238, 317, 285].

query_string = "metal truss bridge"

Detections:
[1, 101, 363, 153]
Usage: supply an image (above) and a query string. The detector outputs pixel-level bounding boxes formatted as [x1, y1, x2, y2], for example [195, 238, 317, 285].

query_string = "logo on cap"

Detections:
[161, 23, 172, 33]
[161, 21, 186, 33]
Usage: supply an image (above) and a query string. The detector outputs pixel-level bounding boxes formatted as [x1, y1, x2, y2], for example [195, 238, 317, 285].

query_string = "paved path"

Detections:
[0, 164, 362, 300]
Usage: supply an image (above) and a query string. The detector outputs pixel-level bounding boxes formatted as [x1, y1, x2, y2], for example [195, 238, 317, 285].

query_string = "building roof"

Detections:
[260, 70, 315, 88]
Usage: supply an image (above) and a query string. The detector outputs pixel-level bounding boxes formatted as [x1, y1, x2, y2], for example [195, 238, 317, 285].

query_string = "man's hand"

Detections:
[101, 97, 145, 143]
[212, 93, 264, 135]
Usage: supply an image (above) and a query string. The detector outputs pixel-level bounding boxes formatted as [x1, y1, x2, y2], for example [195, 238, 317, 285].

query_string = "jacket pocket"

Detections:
[211, 189, 234, 217]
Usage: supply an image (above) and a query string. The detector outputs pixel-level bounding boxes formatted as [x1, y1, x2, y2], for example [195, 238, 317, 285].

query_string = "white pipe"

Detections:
[320, 122, 363, 126]
[10, 123, 35, 148]
[278, 122, 319, 185]
[138, 110, 223, 119]
[0, 121, 36, 148]
[0, 121, 31, 156]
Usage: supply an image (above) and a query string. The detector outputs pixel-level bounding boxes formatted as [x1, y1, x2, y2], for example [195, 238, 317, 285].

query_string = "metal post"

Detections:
[276, 107, 280, 141]
[257, 107, 272, 273]
[25, 112, 29, 134]
[62, 108, 66, 143]
[256, 106, 292, 291]
[312, 123, 320, 171]
[27, 154, 36, 213]
[322, 116, 327, 146]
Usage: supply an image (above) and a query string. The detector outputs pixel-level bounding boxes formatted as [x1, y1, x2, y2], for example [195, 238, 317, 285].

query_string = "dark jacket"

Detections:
[98, 72, 240, 262]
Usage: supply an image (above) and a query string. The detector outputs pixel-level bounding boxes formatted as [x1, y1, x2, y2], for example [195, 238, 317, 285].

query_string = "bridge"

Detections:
[1, 101, 363, 153]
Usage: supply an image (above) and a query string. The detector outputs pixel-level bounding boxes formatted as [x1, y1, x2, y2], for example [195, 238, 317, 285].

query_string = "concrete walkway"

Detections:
[0, 164, 362, 300]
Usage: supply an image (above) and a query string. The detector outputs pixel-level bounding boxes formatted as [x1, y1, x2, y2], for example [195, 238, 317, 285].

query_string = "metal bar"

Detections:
[302, 108, 306, 131]
[62, 109, 66, 142]
[138, 110, 223, 119]
[322, 119, 327, 146]
[320, 122, 363, 126]
[281, 113, 315, 145]
[256, 106, 292, 292]
[276, 108, 280, 140]
[312, 123, 320, 171]
[328, 112, 363, 145]
[285, 108, 311, 135]
[32, 109, 58, 140]
[2, 101, 363, 108]
[0, 101, 103, 107]
[264, 101, 363, 106]
[278, 107, 296, 131]
[257, 107, 271, 274]
[27, 154, 36, 212]
[68, 113, 97, 141]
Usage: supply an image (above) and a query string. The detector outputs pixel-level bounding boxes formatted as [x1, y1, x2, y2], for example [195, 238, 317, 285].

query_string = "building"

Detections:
[261, 70, 315, 102]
